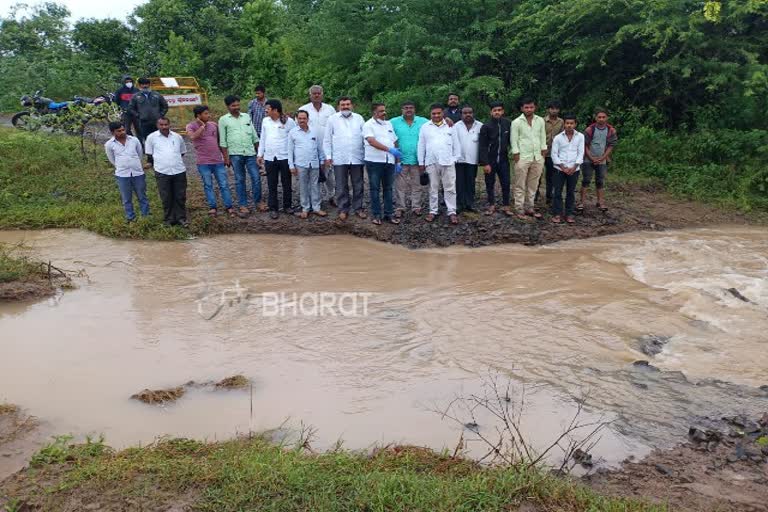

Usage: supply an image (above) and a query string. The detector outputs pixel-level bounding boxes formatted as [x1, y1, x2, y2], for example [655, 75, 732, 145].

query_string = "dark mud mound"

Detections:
[130, 387, 186, 405]
[131, 375, 250, 405]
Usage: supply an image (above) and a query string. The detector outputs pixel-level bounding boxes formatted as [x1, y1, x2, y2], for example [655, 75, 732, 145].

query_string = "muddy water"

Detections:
[1, 227, 767, 475]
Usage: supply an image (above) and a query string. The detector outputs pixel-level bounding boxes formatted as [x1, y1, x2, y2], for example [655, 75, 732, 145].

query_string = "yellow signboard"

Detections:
[149, 77, 208, 135]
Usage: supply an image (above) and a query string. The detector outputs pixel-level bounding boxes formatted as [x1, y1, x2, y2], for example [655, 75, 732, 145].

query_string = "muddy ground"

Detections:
[586, 414, 768, 511]
[0, 404, 44, 487]
[194, 179, 763, 249]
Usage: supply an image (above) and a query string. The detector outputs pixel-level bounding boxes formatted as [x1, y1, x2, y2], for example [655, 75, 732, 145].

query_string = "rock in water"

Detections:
[726, 288, 752, 303]
[634, 334, 671, 357]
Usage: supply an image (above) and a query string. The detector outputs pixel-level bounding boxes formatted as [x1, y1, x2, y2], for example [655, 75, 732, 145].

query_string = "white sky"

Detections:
[0, 0, 147, 22]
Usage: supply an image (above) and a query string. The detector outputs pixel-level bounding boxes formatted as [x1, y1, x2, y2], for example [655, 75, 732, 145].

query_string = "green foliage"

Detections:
[72, 18, 133, 69]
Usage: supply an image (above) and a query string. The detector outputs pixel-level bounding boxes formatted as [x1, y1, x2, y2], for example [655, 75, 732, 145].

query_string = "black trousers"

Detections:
[455, 163, 478, 212]
[265, 158, 292, 211]
[139, 121, 157, 145]
[484, 159, 510, 206]
[536, 156, 557, 204]
[551, 170, 580, 217]
[155, 171, 187, 224]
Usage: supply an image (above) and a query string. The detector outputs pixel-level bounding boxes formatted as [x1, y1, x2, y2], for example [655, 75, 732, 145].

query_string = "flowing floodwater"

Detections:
[1, 227, 767, 476]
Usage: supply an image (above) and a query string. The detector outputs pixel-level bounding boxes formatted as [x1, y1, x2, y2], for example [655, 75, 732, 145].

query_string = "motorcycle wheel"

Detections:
[11, 111, 31, 128]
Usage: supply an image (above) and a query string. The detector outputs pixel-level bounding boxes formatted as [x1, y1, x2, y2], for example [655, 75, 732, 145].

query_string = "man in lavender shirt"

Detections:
[186, 105, 234, 217]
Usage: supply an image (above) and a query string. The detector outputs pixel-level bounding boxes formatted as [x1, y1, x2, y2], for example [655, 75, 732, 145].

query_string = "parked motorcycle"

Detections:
[12, 91, 72, 128]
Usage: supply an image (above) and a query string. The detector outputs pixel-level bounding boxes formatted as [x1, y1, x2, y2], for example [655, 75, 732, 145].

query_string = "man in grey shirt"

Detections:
[579, 108, 618, 212]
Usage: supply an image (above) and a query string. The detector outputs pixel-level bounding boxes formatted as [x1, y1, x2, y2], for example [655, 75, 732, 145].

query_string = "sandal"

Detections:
[566, 216, 576, 224]
[597, 203, 609, 212]
[551, 216, 562, 224]
[315, 210, 328, 217]
[338, 212, 348, 221]
[576, 204, 585, 214]
[208, 208, 218, 217]
[238, 207, 250, 218]
[226, 208, 236, 218]
[356, 210, 368, 219]
[425, 213, 436, 223]
[390, 217, 401, 225]
[412, 208, 422, 216]
[533, 212, 543, 219]
[372, 218, 382, 225]
[297, 211, 309, 219]
[394, 210, 403, 220]
[516, 213, 528, 220]
[484, 206, 496, 216]
[450, 214, 459, 225]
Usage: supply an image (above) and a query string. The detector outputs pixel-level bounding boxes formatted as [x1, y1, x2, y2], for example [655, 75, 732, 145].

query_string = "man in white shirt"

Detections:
[289, 110, 327, 218]
[454, 105, 482, 214]
[323, 96, 366, 220]
[363, 102, 402, 225]
[258, 99, 297, 219]
[417, 103, 462, 225]
[145, 117, 188, 226]
[104, 121, 149, 222]
[550, 113, 585, 224]
[300, 85, 337, 204]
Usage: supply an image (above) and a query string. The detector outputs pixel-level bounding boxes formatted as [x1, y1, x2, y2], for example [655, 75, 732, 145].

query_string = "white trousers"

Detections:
[427, 163, 457, 215]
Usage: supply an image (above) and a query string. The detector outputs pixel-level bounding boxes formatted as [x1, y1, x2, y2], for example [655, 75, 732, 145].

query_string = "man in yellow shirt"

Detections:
[510, 97, 547, 219]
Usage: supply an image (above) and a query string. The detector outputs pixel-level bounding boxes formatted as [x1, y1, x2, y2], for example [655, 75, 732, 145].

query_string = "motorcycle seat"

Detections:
[49, 101, 69, 109]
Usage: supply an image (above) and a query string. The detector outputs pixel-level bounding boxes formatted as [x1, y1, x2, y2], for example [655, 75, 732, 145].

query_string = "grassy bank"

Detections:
[0, 126, 201, 240]
[0, 243, 73, 300]
[0, 435, 663, 511]
[0, 244, 42, 284]
[0, 125, 764, 245]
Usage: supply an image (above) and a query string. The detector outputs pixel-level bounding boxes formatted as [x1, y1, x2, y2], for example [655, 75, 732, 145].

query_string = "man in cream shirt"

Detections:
[323, 96, 366, 220]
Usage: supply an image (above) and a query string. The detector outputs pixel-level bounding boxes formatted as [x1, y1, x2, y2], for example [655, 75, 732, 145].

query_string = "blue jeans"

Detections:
[366, 161, 395, 218]
[230, 155, 261, 207]
[197, 163, 233, 209]
[115, 174, 149, 220]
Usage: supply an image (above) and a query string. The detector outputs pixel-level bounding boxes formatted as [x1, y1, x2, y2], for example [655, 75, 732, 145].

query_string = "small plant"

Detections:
[3, 498, 24, 512]
[30, 435, 74, 466]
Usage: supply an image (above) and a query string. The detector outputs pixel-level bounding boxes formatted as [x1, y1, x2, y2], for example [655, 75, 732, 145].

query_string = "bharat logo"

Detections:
[196, 281, 372, 320]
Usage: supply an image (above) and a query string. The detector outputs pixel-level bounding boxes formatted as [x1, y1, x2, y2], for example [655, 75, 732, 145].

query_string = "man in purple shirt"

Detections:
[186, 105, 234, 217]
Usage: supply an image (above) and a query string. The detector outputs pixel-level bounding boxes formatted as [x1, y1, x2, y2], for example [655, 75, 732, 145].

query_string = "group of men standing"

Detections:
[105, 82, 617, 228]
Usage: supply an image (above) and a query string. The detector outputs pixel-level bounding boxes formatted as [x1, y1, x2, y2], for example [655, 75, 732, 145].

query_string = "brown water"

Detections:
[1, 227, 767, 475]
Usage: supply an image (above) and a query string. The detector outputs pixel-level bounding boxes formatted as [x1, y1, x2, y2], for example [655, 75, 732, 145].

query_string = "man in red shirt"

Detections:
[186, 105, 235, 217]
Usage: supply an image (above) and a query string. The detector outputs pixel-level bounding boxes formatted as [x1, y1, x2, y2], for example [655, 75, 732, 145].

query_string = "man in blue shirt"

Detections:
[390, 101, 428, 217]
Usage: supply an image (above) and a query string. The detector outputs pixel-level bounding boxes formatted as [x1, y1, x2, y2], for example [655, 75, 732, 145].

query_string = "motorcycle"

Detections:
[72, 92, 116, 107]
[12, 91, 72, 128]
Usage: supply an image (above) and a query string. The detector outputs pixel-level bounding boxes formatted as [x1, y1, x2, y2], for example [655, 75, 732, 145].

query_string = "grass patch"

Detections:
[0, 127, 206, 240]
[2, 436, 665, 511]
[0, 244, 41, 283]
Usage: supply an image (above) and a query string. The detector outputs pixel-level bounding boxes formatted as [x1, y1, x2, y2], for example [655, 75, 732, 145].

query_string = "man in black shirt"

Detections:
[478, 101, 512, 216]
[443, 93, 462, 124]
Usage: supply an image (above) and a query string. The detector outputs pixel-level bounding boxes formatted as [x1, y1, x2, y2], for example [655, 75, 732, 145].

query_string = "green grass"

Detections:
[5, 436, 664, 512]
[0, 243, 46, 283]
[0, 127, 207, 240]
